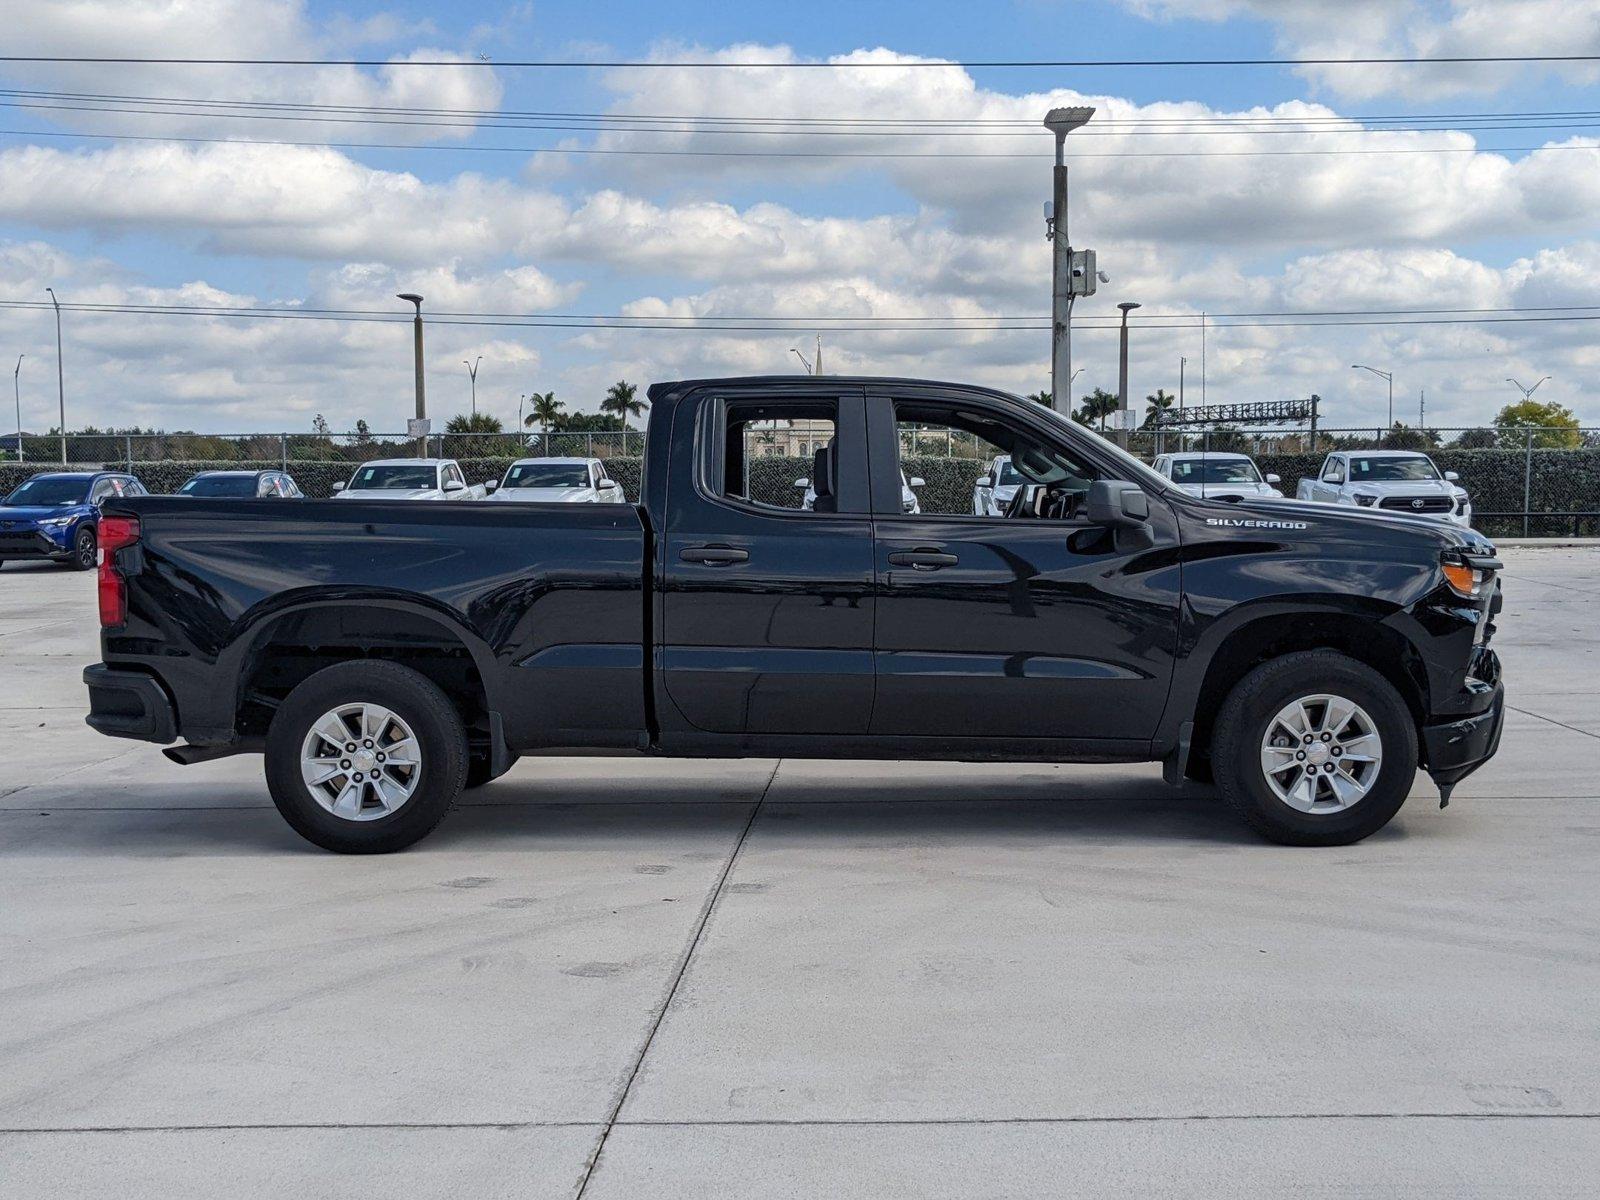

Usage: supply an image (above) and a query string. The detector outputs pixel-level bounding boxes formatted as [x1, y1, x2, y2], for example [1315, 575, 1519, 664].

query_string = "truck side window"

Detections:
[718, 401, 838, 512]
[889, 401, 1098, 520]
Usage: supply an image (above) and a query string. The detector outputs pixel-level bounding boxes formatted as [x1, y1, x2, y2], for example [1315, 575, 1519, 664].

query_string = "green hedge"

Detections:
[6, 448, 1596, 536]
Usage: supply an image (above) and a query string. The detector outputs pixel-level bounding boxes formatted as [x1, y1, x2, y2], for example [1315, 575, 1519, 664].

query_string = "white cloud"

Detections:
[1123, 0, 1600, 99]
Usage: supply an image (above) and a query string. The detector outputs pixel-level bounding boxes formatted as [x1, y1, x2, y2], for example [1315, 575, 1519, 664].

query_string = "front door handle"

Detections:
[680, 545, 749, 565]
[888, 548, 958, 570]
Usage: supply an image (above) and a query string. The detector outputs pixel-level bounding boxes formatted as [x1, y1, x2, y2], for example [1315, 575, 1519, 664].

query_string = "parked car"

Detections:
[799, 467, 922, 513]
[0, 470, 146, 570]
[332, 458, 490, 501]
[972, 453, 1024, 515]
[84, 375, 1504, 854]
[488, 457, 624, 503]
[1297, 451, 1470, 526]
[1151, 452, 1283, 500]
[176, 470, 303, 499]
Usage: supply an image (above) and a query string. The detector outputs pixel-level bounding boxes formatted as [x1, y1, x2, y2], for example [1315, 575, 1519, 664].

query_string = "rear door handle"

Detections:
[680, 545, 749, 565]
[888, 548, 959, 570]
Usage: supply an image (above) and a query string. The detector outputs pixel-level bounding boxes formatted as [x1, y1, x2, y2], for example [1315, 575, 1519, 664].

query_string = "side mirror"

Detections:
[485, 480, 498, 492]
[443, 479, 465, 492]
[1265, 473, 1281, 484]
[794, 477, 810, 490]
[1086, 480, 1150, 529]
[975, 474, 994, 488]
[1443, 470, 1459, 481]
[331, 481, 345, 493]
[908, 476, 925, 489]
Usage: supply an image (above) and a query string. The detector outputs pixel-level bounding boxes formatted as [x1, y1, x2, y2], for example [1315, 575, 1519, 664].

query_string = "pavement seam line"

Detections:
[571, 758, 779, 1200]
[1507, 703, 1600, 742]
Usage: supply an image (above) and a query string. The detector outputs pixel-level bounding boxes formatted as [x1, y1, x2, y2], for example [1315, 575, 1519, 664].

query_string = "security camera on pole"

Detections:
[1044, 106, 1098, 418]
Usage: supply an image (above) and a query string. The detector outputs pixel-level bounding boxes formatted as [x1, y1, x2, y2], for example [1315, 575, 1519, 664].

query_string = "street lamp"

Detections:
[397, 293, 426, 455]
[1044, 105, 1095, 418]
[12, 353, 22, 464]
[1506, 376, 1550, 402]
[45, 287, 65, 464]
[1116, 301, 1141, 449]
[463, 356, 481, 418]
[1352, 363, 1394, 431]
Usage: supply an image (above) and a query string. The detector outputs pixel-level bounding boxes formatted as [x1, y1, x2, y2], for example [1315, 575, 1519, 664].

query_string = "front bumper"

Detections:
[83, 664, 178, 744]
[0, 527, 73, 559]
[1422, 680, 1504, 794]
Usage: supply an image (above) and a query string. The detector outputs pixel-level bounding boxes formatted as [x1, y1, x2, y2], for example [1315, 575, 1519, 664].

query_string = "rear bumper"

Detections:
[1423, 682, 1505, 788]
[83, 664, 178, 744]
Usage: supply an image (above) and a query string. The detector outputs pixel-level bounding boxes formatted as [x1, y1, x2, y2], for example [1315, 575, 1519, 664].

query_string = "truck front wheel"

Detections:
[1212, 650, 1418, 846]
[264, 661, 467, 853]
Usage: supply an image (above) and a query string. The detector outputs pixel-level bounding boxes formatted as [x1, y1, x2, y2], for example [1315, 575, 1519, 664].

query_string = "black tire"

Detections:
[264, 661, 467, 853]
[66, 525, 97, 570]
[1213, 650, 1418, 847]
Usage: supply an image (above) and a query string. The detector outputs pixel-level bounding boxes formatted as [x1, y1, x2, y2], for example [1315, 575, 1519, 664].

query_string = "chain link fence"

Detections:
[3, 424, 1596, 538]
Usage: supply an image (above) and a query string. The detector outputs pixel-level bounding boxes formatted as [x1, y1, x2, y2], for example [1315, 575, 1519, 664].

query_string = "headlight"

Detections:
[1455, 494, 1471, 514]
[1353, 494, 1377, 507]
[37, 515, 74, 527]
[1441, 560, 1485, 599]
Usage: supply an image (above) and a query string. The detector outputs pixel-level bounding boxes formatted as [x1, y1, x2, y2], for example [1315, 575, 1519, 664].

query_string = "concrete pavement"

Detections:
[1, 550, 1596, 1197]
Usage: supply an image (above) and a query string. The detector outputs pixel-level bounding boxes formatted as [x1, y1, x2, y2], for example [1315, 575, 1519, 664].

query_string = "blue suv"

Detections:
[0, 471, 148, 571]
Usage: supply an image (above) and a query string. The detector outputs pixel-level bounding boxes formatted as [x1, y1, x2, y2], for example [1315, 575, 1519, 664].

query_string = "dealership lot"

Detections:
[2, 550, 1597, 1197]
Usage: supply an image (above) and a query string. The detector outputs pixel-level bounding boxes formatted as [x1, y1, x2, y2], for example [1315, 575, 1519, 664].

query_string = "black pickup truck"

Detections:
[83, 376, 1504, 852]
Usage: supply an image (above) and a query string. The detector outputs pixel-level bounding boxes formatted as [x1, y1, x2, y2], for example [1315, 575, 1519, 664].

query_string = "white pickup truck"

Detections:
[332, 458, 492, 501]
[487, 457, 625, 504]
[1151, 452, 1283, 500]
[1296, 450, 1471, 527]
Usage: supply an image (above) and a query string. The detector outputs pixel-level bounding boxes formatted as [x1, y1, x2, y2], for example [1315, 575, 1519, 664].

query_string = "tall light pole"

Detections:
[1506, 376, 1550, 402]
[45, 287, 65, 464]
[1044, 106, 1095, 417]
[12, 353, 22, 464]
[517, 393, 527, 434]
[397, 293, 426, 455]
[1352, 363, 1394, 431]
[463, 356, 481, 418]
[1179, 356, 1186, 412]
[1115, 301, 1141, 449]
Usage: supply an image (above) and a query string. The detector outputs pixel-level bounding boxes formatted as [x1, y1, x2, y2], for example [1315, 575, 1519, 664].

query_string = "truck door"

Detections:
[659, 390, 875, 736]
[864, 388, 1181, 748]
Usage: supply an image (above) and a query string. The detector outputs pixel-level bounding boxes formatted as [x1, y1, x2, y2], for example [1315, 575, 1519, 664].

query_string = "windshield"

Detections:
[504, 462, 590, 488]
[178, 475, 258, 497]
[1349, 456, 1439, 482]
[4, 477, 91, 505]
[1171, 458, 1262, 484]
[348, 465, 438, 490]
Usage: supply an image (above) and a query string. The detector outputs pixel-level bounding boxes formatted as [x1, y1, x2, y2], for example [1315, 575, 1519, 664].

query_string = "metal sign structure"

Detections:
[1152, 399, 1316, 428]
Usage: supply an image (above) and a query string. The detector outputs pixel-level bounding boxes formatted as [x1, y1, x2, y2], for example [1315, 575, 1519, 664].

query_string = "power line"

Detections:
[3, 297, 1599, 333]
[3, 53, 1599, 67]
[5, 126, 1593, 160]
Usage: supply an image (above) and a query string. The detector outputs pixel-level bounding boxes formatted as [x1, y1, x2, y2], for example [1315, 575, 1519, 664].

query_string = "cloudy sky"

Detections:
[1, 0, 1598, 435]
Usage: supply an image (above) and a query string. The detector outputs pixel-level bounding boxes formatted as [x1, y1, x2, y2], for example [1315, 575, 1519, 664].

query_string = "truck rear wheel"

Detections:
[264, 661, 467, 853]
[1212, 650, 1417, 846]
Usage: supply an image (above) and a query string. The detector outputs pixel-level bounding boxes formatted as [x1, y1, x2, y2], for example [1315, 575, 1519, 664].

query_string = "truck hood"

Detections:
[1198, 493, 1494, 553]
[334, 488, 442, 501]
[489, 486, 593, 503]
[1174, 482, 1283, 499]
[1345, 479, 1459, 499]
[0, 504, 88, 523]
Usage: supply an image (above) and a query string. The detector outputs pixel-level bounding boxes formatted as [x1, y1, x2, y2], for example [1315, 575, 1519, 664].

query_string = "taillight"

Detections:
[97, 516, 140, 628]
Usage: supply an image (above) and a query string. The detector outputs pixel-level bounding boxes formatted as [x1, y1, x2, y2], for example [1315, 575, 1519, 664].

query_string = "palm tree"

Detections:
[1026, 390, 1052, 407]
[523, 391, 564, 433]
[1076, 388, 1119, 432]
[1143, 388, 1176, 429]
[600, 380, 646, 429]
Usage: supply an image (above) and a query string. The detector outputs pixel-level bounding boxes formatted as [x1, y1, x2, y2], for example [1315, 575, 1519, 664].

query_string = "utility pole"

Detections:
[463, 356, 481, 418]
[813, 334, 822, 376]
[1352, 363, 1394, 431]
[1200, 313, 1206, 406]
[46, 287, 65, 464]
[1419, 387, 1425, 428]
[397, 293, 426, 455]
[12, 354, 22, 463]
[1115, 301, 1141, 449]
[1178, 356, 1186, 413]
[1044, 106, 1095, 418]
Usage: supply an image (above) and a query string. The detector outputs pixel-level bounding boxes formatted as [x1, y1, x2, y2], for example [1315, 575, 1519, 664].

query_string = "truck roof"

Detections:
[357, 458, 451, 468]
[1165, 451, 1252, 461]
[1333, 449, 1435, 458]
[509, 456, 596, 466]
[649, 375, 1022, 404]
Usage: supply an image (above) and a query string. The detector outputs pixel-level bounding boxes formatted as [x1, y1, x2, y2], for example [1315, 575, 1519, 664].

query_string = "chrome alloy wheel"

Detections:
[300, 703, 421, 821]
[1259, 693, 1383, 814]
